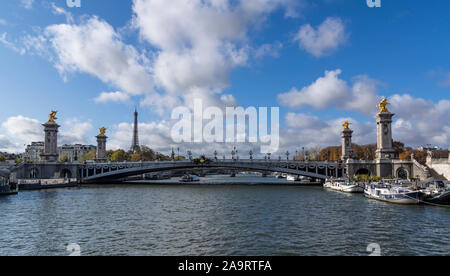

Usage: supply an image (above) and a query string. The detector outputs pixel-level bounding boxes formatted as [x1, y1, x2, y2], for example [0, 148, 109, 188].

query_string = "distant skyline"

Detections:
[0, 0, 449, 155]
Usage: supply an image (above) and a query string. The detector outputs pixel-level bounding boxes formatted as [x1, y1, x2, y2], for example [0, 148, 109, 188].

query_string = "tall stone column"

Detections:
[375, 99, 398, 178]
[96, 127, 108, 163]
[341, 120, 355, 161]
[41, 111, 60, 162]
[375, 109, 398, 160]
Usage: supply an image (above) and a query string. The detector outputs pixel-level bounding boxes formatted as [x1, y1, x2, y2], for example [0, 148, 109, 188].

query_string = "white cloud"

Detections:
[140, 93, 182, 117]
[294, 17, 348, 57]
[0, 19, 6, 25]
[390, 95, 450, 146]
[282, 113, 376, 150]
[2, 116, 43, 143]
[59, 118, 94, 145]
[277, 69, 380, 115]
[278, 69, 350, 109]
[21, 0, 34, 9]
[95, 91, 131, 104]
[279, 72, 450, 148]
[0, 116, 94, 153]
[132, 0, 302, 108]
[44, 16, 154, 95]
[0, 33, 26, 55]
[6, 0, 304, 118]
[51, 3, 74, 24]
[254, 42, 283, 59]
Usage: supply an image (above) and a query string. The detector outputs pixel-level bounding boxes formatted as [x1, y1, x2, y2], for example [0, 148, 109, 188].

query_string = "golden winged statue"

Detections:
[99, 127, 107, 136]
[342, 119, 350, 130]
[376, 98, 390, 113]
[47, 110, 58, 123]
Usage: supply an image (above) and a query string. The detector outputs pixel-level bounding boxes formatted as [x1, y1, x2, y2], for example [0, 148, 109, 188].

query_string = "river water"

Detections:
[0, 175, 449, 256]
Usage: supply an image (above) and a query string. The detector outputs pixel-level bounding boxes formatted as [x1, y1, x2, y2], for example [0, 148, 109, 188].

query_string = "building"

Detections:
[58, 144, 96, 162]
[24, 142, 44, 162]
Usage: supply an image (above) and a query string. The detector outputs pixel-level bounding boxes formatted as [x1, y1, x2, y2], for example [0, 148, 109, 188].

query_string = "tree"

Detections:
[106, 150, 114, 162]
[110, 150, 130, 162]
[141, 146, 156, 161]
[131, 153, 141, 162]
[85, 149, 96, 161]
[59, 154, 70, 163]
[0, 155, 6, 162]
[15, 158, 23, 164]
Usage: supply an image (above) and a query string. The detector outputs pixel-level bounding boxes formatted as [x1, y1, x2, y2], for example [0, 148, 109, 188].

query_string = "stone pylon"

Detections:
[341, 120, 355, 161]
[374, 99, 398, 178]
[41, 111, 60, 162]
[375, 111, 398, 160]
[96, 127, 108, 163]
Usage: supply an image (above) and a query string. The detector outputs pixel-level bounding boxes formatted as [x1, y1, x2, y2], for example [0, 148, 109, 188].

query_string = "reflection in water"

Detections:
[0, 176, 449, 256]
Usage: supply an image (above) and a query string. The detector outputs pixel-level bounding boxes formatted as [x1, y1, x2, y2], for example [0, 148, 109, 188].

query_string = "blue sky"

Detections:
[0, 0, 449, 154]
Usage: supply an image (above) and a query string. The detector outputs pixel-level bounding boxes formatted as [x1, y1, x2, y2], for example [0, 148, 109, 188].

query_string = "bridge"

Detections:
[80, 160, 346, 183]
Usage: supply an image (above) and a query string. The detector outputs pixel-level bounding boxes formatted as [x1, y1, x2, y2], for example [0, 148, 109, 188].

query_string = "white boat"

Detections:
[323, 178, 363, 193]
[364, 183, 424, 205]
[286, 175, 299, 181]
[179, 174, 200, 183]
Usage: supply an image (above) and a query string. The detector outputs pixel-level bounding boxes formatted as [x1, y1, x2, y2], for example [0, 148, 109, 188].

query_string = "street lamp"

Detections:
[249, 150, 253, 161]
[286, 151, 290, 161]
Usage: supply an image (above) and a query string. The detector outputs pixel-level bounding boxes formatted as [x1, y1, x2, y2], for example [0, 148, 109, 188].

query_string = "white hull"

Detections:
[364, 184, 423, 205]
[324, 179, 363, 193]
[364, 193, 420, 205]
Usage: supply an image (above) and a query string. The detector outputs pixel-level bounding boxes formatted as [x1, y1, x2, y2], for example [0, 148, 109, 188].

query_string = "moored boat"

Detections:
[0, 169, 18, 196]
[364, 183, 423, 205]
[324, 178, 363, 193]
[421, 180, 450, 206]
[179, 174, 200, 183]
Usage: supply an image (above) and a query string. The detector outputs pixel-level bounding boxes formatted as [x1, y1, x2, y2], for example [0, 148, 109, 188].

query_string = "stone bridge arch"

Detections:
[80, 160, 346, 183]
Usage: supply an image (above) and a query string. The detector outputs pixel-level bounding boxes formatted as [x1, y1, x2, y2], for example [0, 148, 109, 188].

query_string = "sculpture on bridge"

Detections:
[376, 98, 390, 113]
[342, 119, 351, 130]
[99, 127, 107, 136]
[47, 110, 58, 124]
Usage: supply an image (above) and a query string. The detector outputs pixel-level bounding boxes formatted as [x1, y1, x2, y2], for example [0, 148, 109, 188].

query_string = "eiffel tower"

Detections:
[130, 108, 140, 153]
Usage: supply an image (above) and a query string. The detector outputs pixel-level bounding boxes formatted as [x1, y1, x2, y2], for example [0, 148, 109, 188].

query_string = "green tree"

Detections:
[141, 146, 156, 161]
[59, 154, 70, 163]
[131, 153, 141, 162]
[110, 150, 130, 162]
[0, 155, 6, 162]
[15, 158, 24, 164]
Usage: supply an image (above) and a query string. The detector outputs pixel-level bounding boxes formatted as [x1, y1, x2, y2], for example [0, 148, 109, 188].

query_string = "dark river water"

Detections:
[0, 176, 449, 256]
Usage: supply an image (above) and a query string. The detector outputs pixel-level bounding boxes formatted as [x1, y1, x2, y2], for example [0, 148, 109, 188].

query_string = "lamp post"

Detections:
[214, 150, 218, 161]
[286, 151, 290, 161]
[249, 150, 253, 161]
